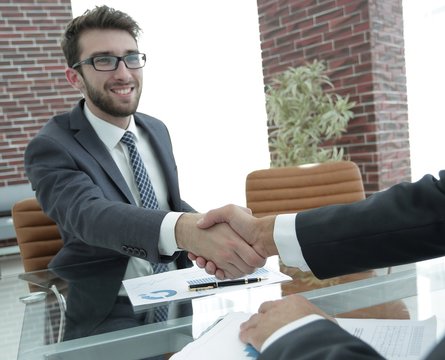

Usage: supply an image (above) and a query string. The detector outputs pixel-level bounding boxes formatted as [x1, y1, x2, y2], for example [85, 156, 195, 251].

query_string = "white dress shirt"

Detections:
[273, 213, 310, 271]
[84, 105, 181, 280]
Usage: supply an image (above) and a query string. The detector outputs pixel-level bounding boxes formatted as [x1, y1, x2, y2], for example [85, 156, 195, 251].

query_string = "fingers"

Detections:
[239, 298, 299, 351]
[204, 261, 217, 275]
[214, 251, 252, 279]
[240, 295, 338, 353]
[258, 299, 277, 313]
[188, 254, 228, 279]
[214, 269, 226, 280]
[239, 313, 263, 351]
[240, 313, 260, 332]
[197, 204, 237, 229]
[200, 222, 263, 278]
[197, 204, 252, 232]
[187, 247, 249, 279]
[178, 211, 264, 279]
[195, 256, 208, 269]
[234, 241, 267, 269]
[188, 252, 198, 261]
[214, 238, 264, 278]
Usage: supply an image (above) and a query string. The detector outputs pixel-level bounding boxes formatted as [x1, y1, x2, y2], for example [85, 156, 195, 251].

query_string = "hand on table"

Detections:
[239, 294, 337, 351]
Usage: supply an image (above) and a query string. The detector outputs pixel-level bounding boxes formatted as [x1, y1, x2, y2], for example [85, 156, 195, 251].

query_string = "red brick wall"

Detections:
[1, 0, 410, 196]
[257, 0, 410, 194]
[0, 0, 79, 187]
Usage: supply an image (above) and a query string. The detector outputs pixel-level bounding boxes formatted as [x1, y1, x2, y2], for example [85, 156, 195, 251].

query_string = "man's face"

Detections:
[74, 29, 143, 124]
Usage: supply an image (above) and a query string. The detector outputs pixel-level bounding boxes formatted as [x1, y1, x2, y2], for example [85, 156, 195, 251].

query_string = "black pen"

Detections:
[188, 277, 266, 291]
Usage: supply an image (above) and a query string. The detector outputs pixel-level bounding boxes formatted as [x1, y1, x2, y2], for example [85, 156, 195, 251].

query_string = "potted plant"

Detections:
[265, 60, 357, 288]
[266, 59, 355, 167]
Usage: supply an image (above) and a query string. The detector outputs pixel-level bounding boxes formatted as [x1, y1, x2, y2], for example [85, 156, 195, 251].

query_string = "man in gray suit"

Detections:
[25, 5, 264, 334]
[195, 170, 445, 359]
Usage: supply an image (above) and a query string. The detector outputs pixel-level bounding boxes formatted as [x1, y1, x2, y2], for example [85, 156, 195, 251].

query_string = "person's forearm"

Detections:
[175, 212, 202, 250]
[254, 215, 279, 258]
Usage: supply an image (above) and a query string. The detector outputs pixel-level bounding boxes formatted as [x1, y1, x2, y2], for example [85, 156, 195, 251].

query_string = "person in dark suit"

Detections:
[239, 292, 445, 360]
[24, 4, 264, 331]
[195, 170, 445, 358]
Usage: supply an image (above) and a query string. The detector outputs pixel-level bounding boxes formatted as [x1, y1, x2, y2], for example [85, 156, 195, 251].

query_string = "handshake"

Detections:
[175, 204, 279, 279]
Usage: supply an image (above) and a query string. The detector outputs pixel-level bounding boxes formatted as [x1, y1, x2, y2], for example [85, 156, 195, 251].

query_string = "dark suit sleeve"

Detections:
[296, 171, 445, 279]
[259, 319, 384, 360]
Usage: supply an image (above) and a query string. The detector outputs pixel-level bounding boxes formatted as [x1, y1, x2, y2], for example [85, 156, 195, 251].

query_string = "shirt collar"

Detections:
[84, 103, 139, 150]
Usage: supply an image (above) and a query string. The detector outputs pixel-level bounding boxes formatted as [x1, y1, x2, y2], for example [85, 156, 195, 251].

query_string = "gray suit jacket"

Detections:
[25, 99, 193, 272]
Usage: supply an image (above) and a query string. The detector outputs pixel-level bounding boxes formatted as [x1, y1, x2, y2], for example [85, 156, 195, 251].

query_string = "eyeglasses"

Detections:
[72, 53, 146, 71]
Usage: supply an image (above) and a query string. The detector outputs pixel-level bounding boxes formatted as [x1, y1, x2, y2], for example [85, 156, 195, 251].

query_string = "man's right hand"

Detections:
[188, 205, 279, 278]
[176, 212, 266, 279]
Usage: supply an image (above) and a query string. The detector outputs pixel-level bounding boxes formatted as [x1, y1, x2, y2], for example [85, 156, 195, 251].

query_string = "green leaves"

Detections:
[267, 60, 355, 167]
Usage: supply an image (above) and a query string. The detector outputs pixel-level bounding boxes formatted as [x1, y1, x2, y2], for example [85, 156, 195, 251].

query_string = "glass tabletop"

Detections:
[14, 256, 445, 360]
[0, 269, 29, 360]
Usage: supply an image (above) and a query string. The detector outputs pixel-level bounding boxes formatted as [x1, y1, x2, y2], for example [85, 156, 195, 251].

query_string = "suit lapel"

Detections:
[69, 102, 136, 205]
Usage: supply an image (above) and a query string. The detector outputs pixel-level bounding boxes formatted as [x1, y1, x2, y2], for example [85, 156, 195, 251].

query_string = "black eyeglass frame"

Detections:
[71, 53, 146, 72]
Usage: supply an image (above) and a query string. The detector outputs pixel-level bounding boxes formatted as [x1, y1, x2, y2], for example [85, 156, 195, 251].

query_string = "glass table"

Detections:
[0, 267, 28, 360]
[13, 256, 445, 360]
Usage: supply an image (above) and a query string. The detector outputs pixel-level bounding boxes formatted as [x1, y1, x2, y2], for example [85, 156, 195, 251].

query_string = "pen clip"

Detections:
[188, 285, 215, 291]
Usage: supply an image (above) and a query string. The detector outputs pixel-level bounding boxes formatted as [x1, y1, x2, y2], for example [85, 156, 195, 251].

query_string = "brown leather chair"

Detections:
[12, 197, 63, 272]
[245, 160, 365, 217]
[246, 161, 374, 291]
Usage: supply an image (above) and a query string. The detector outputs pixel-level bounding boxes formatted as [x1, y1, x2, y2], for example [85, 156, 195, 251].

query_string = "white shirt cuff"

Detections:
[273, 213, 310, 271]
[261, 314, 324, 352]
[158, 212, 183, 255]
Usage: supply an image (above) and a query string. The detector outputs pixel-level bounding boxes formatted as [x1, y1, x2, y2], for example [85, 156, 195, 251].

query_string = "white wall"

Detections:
[403, 0, 445, 181]
[71, 0, 270, 212]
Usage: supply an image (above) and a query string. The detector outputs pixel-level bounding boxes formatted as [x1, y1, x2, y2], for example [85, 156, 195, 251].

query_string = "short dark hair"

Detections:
[61, 5, 142, 68]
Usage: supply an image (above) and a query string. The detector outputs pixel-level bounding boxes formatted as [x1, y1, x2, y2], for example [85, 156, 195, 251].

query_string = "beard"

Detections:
[83, 79, 141, 117]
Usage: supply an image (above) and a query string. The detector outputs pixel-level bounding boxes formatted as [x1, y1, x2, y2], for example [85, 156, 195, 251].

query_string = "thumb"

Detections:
[196, 207, 228, 229]
[197, 204, 247, 229]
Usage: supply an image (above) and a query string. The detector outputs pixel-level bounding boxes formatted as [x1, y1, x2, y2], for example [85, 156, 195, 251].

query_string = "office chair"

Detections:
[12, 197, 63, 272]
[245, 160, 365, 217]
[12, 197, 66, 343]
[245, 161, 372, 290]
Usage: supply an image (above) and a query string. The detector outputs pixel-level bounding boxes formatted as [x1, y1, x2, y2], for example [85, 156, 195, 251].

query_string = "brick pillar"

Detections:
[257, 0, 410, 194]
[0, 0, 79, 187]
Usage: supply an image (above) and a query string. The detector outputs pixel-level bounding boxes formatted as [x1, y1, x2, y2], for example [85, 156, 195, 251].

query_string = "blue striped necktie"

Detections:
[121, 131, 169, 322]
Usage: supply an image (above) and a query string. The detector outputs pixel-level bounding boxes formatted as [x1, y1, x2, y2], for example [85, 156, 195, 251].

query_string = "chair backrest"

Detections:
[246, 161, 365, 217]
[12, 197, 63, 272]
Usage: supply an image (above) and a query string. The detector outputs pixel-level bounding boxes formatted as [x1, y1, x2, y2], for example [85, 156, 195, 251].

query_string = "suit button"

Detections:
[133, 248, 140, 256]
[140, 249, 147, 258]
[121, 245, 128, 252]
[127, 247, 134, 255]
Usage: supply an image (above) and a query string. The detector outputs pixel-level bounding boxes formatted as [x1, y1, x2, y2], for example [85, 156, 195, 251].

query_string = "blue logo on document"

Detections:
[139, 289, 177, 300]
[244, 344, 259, 358]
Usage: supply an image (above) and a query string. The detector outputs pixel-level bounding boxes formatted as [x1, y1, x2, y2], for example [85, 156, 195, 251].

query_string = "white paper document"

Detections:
[170, 312, 437, 360]
[337, 317, 437, 360]
[170, 312, 258, 360]
[122, 266, 291, 311]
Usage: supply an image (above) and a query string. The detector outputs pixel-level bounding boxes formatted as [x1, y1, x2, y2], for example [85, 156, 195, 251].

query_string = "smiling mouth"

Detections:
[112, 87, 133, 95]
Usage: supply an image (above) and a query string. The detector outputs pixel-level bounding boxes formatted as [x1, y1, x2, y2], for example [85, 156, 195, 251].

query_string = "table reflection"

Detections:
[19, 257, 193, 344]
